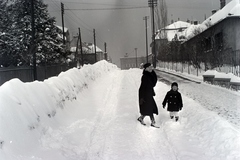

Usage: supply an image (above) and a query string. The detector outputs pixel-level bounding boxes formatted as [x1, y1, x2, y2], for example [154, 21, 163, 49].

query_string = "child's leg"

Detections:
[169, 112, 174, 119]
[139, 115, 145, 120]
[173, 112, 179, 121]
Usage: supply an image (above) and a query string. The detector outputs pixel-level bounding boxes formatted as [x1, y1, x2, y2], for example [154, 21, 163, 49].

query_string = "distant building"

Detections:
[70, 39, 105, 65]
[120, 55, 152, 70]
[85, 42, 105, 61]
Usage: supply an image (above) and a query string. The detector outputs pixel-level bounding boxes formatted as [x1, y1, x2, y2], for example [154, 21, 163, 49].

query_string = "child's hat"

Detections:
[171, 82, 178, 87]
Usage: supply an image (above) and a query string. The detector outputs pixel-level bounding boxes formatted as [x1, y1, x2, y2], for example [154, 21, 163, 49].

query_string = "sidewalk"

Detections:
[156, 67, 202, 84]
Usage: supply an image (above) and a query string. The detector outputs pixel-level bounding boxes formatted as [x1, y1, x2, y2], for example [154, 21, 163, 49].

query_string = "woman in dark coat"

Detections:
[138, 63, 159, 127]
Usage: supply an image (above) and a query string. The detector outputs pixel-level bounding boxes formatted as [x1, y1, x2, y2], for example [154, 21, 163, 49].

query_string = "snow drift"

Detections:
[0, 60, 118, 159]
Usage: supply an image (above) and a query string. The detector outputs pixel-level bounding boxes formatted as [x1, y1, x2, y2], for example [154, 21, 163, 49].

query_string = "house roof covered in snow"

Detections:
[202, 0, 240, 28]
[155, 21, 197, 41]
[156, 0, 240, 42]
[70, 42, 91, 53]
[56, 25, 69, 32]
[85, 43, 103, 53]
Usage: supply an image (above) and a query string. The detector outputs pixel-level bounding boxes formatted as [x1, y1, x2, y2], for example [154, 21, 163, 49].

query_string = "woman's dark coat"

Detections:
[138, 70, 158, 115]
[162, 89, 183, 112]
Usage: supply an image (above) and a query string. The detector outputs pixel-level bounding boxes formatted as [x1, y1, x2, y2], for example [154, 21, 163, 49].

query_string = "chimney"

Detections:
[220, 0, 226, 9]
[212, 10, 217, 15]
[193, 21, 198, 25]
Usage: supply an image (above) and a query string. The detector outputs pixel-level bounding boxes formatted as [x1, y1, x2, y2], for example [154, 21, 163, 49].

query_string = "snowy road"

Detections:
[41, 68, 240, 160]
[1, 61, 240, 160]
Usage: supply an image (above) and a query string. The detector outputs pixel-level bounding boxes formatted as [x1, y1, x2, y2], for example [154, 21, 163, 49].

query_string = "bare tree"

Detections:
[155, 0, 168, 38]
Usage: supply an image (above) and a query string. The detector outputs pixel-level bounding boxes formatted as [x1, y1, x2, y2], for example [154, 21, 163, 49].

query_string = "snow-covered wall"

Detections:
[0, 60, 118, 159]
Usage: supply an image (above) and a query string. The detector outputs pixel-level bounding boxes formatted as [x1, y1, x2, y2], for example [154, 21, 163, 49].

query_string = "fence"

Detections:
[0, 62, 77, 86]
[157, 61, 240, 77]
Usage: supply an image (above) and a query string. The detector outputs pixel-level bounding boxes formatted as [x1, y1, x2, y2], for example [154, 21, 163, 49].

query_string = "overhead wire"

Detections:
[46, 0, 147, 7]
[64, 4, 106, 45]
[46, 1, 148, 49]
[65, 6, 149, 11]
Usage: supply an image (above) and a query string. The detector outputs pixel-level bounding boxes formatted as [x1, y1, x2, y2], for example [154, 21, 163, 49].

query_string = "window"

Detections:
[204, 37, 212, 51]
[215, 32, 223, 50]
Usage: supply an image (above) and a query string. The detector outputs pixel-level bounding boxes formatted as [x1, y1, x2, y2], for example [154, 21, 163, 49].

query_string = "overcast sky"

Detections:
[44, 0, 231, 67]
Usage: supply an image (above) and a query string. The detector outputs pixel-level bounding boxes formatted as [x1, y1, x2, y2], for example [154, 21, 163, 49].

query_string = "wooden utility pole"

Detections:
[148, 0, 157, 68]
[75, 29, 80, 63]
[93, 29, 97, 62]
[31, 0, 37, 80]
[79, 28, 83, 65]
[61, 2, 65, 45]
[135, 48, 138, 68]
[143, 16, 149, 63]
[104, 42, 107, 60]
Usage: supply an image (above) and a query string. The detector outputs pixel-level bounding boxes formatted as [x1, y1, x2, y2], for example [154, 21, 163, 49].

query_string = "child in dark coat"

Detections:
[162, 82, 183, 121]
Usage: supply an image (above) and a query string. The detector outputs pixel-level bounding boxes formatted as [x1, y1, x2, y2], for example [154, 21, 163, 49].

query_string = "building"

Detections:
[70, 39, 105, 65]
[181, 0, 240, 69]
[120, 55, 152, 70]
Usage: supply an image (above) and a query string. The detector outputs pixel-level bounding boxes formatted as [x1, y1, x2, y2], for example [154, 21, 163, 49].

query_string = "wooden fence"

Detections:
[0, 62, 77, 86]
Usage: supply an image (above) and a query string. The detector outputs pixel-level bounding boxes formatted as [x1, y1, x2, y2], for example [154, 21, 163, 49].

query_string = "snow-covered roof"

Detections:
[85, 43, 103, 53]
[165, 21, 191, 30]
[156, 0, 240, 42]
[156, 21, 200, 41]
[202, 0, 240, 30]
[56, 25, 69, 33]
[70, 46, 91, 53]
[70, 47, 76, 52]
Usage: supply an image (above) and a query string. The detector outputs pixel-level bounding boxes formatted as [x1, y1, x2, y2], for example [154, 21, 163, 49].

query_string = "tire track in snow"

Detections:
[95, 69, 178, 160]
[84, 70, 123, 160]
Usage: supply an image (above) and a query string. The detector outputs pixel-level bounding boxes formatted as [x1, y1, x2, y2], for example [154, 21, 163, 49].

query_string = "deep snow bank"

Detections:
[0, 60, 118, 159]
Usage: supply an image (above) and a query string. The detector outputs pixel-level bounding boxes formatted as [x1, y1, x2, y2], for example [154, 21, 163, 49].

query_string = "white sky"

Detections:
[0, 60, 240, 159]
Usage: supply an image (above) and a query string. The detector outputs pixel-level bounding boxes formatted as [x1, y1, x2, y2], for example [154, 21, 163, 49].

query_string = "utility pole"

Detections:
[93, 29, 97, 63]
[143, 16, 149, 63]
[135, 48, 138, 68]
[75, 30, 80, 63]
[104, 42, 107, 60]
[61, 2, 65, 45]
[79, 28, 83, 66]
[148, 0, 157, 68]
[31, 0, 37, 80]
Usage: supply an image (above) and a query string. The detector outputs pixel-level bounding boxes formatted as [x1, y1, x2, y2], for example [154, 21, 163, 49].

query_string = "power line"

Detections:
[47, 2, 111, 46]
[65, 6, 149, 11]
[64, 4, 93, 32]
[64, 14, 92, 39]
[47, 2, 93, 40]
[48, 0, 60, 11]
[64, 4, 105, 45]
[46, 0, 147, 7]
[95, 32, 105, 45]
